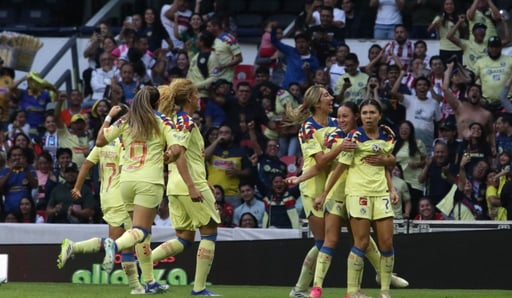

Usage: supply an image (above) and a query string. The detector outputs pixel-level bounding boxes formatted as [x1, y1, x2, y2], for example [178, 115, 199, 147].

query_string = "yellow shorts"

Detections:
[168, 187, 221, 231]
[102, 204, 132, 229]
[120, 181, 164, 210]
[346, 195, 395, 220]
[302, 194, 324, 219]
[324, 199, 348, 220]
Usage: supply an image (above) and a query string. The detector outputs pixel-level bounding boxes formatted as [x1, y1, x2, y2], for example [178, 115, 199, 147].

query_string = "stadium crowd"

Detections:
[1, 0, 512, 228]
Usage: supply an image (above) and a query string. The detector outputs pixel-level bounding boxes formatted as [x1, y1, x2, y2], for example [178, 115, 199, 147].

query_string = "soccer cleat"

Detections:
[376, 273, 409, 288]
[191, 288, 221, 296]
[102, 237, 116, 273]
[145, 281, 169, 294]
[378, 290, 391, 298]
[290, 288, 309, 298]
[345, 292, 372, 298]
[57, 238, 74, 269]
[130, 287, 145, 295]
[309, 286, 322, 298]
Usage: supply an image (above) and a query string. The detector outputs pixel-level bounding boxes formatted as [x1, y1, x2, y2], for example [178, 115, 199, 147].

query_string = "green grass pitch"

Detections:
[1, 283, 512, 298]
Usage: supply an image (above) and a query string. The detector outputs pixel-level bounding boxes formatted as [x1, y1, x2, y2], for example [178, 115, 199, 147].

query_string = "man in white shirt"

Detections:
[160, 0, 192, 49]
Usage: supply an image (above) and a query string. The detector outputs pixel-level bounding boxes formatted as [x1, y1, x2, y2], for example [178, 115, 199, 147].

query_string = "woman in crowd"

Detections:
[428, 0, 463, 62]
[392, 120, 427, 218]
[19, 197, 44, 223]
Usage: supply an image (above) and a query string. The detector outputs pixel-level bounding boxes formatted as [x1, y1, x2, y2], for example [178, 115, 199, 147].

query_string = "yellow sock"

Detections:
[135, 234, 153, 283]
[72, 238, 101, 254]
[116, 228, 145, 251]
[152, 239, 185, 262]
[365, 236, 381, 273]
[313, 247, 334, 288]
[380, 250, 394, 291]
[122, 260, 142, 289]
[347, 247, 365, 295]
[193, 239, 215, 292]
[295, 246, 319, 291]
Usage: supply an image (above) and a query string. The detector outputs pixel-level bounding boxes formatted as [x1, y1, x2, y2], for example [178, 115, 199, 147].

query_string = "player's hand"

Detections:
[189, 186, 204, 202]
[363, 154, 386, 166]
[285, 176, 301, 185]
[380, 124, 396, 138]
[390, 191, 399, 204]
[108, 105, 122, 117]
[313, 194, 326, 211]
[339, 139, 357, 151]
[71, 188, 82, 200]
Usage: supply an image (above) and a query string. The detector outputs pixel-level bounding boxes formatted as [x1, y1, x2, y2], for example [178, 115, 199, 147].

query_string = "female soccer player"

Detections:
[151, 79, 221, 296]
[284, 85, 355, 298]
[96, 86, 174, 294]
[57, 105, 145, 294]
[331, 99, 398, 298]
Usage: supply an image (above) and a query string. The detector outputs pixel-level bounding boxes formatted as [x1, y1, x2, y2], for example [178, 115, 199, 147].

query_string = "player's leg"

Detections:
[193, 220, 219, 296]
[374, 216, 394, 298]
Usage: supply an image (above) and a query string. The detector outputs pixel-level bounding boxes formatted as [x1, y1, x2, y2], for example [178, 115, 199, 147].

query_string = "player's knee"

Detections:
[177, 237, 193, 248]
[133, 226, 150, 243]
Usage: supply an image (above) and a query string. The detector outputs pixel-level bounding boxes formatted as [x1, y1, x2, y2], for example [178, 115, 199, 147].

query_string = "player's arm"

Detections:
[442, 62, 461, 111]
[390, 70, 406, 102]
[96, 105, 122, 147]
[385, 167, 399, 204]
[318, 162, 347, 200]
[313, 139, 356, 169]
[172, 144, 203, 202]
[71, 160, 94, 199]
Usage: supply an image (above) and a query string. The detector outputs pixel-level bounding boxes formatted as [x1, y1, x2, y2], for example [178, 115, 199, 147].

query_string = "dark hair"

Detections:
[56, 147, 73, 159]
[394, 24, 407, 31]
[19, 197, 37, 223]
[7, 145, 35, 166]
[368, 44, 382, 55]
[388, 64, 401, 73]
[239, 212, 258, 227]
[238, 182, 255, 190]
[38, 150, 53, 165]
[498, 113, 512, 126]
[468, 122, 487, 144]
[294, 31, 310, 42]
[213, 185, 225, 199]
[199, 30, 216, 48]
[393, 163, 404, 179]
[359, 99, 382, 113]
[429, 55, 445, 68]
[345, 53, 359, 65]
[340, 101, 359, 116]
[393, 120, 420, 157]
[413, 76, 431, 88]
[414, 40, 427, 49]
[236, 81, 251, 90]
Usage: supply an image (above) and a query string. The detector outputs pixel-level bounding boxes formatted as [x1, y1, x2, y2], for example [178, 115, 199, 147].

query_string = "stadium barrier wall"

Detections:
[0, 224, 510, 289]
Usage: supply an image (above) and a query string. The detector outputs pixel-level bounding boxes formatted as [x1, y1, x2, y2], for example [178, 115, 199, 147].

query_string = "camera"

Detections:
[343, 77, 351, 84]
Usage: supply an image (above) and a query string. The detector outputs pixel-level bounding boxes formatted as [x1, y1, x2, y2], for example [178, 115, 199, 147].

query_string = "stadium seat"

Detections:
[268, 14, 298, 28]
[280, 155, 298, 177]
[0, 7, 18, 26]
[226, 0, 248, 14]
[248, 1, 281, 14]
[233, 64, 255, 87]
[235, 13, 264, 38]
[282, 0, 305, 14]
[20, 8, 51, 26]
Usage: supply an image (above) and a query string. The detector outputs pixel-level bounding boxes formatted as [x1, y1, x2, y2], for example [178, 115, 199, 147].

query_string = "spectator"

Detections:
[54, 93, 91, 168]
[204, 79, 230, 129]
[496, 113, 512, 155]
[213, 184, 235, 228]
[262, 174, 299, 228]
[58, 90, 86, 128]
[413, 40, 432, 70]
[406, 0, 442, 39]
[361, 44, 387, 76]
[89, 51, 119, 105]
[120, 35, 167, 86]
[232, 183, 265, 228]
[428, 0, 464, 63]
[35, 151, 55, 210]
[370, 0, 405, 39]
[175, 13, 204, 60]
[205, 125, 251, 208]
[160, 0, 193, 50]
[140, 8, 172, 52]
[206, 15, 243, 83]
[327, 44, 349, 90]
[46, 162, 95, 223]
[473, 35, 512, 113]
[443, 63, 494, 148]
[461, 122, 493, 174]
[308, 6, 345, 68]
[466, 0, 502, 42]
[89, 99, 112, 140]
[19, 197, 44, 223]
[414, 197, 445, 220]
[0, 146, 38, 214]
[341, 0, 364, 38]
[485, 169, 508, 220]
[253, 140, 288, 197]
[458, 155, 490, 215]
[400, 57, 427, 93]
[40, 114, 59, 169]
[380, 64, 408, 131]
[10, 72, 56, 133]
[419, 141, 458, 206]
[392, 74, 442, 154]
[238, 212, 259, 228]
[309, 0, 346, 28]
[7, 110, 30, 140]
[393, 121, 427, 216]
[116, 63, 138, 105]
[383, 25, 415, 72]
[271, 28, 319, 91]
[436, 120, 463, 165]
[390, 164, 412, 219]
[334, 53, 369, 104]
[186, 30, 220, 100]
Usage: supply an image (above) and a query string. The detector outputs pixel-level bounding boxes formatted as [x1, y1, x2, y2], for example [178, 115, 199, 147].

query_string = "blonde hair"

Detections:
[284, 85, 324, 125]
[158, 78, 197, 117]
[128, 86, 161, 140]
